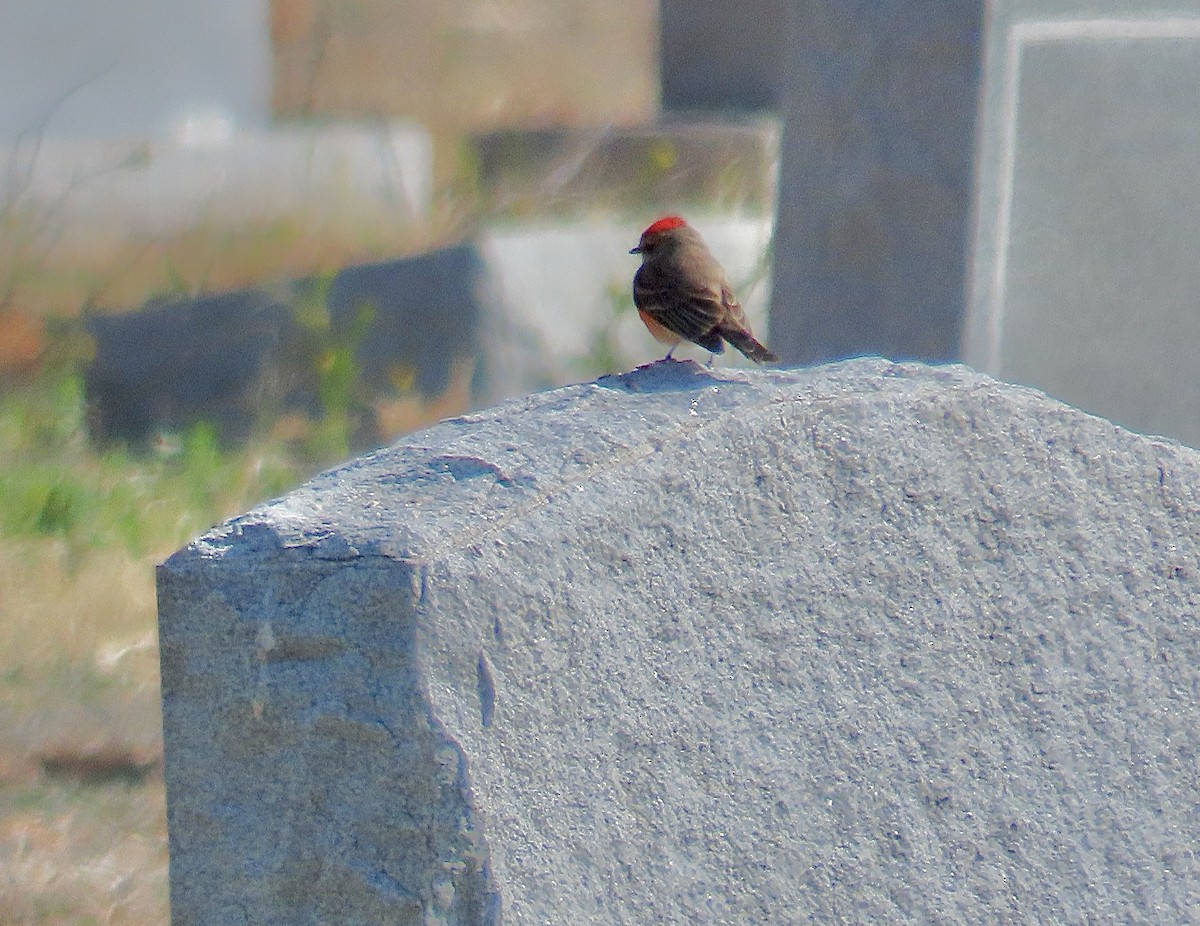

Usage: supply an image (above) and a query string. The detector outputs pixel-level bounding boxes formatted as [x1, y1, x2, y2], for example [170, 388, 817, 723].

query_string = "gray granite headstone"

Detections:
[158, 359, 1200, 925]
[769, 2, 986, 364]
[1, 124, 432, 241]
[965, 3, 1200, 449]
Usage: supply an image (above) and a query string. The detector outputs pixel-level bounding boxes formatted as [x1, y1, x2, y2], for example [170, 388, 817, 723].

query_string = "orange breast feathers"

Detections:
[637, 309, 682, 346]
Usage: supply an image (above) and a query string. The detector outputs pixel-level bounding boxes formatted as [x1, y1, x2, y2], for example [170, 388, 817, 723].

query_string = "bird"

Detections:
[630, 215, 778, 365]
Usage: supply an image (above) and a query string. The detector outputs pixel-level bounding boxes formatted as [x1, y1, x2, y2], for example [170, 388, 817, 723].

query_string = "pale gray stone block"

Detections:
[0, 0, 267, 141]
[158, 358, 1200, 924]
[965, 2, 1200, 449]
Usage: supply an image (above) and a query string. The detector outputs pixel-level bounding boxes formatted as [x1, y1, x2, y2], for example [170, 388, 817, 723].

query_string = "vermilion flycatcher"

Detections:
[630, 215, 778, 364]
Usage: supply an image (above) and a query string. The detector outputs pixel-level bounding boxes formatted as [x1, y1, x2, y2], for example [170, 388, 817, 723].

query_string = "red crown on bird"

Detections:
[642, 215, 688, 235]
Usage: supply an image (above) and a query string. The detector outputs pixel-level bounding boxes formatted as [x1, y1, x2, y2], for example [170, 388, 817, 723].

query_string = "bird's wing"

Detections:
[719, 283, 753, 332]
[714, 283, 777, 362]
[634, 267, 724, 341]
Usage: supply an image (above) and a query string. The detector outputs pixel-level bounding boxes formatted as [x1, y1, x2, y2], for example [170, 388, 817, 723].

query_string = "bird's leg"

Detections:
[707, 352, 716, 369]
[664, 344, 676, 361]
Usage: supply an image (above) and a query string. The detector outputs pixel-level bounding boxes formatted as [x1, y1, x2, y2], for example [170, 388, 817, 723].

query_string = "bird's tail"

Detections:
[722, 328, 779, 364]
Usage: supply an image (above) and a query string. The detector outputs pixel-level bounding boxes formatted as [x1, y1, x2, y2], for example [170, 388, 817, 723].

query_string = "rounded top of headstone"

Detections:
[167, 357, 1200, 574]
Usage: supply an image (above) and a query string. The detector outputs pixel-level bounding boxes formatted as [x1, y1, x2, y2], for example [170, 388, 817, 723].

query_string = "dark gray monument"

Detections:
[769, 2, 986, 364]
[964, 3, 1200, 449]
[85, 246, 491, 448]
[660, 0, 789, 111]
[85, 290, 297, 446]
[469, 121, 778, 214]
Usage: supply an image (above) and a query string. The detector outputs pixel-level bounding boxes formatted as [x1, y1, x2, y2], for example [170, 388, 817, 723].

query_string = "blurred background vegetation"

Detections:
[0, 1, 783, 921]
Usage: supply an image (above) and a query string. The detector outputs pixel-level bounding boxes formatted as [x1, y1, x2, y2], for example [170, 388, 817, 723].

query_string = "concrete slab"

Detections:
[1, 123, 432, 241]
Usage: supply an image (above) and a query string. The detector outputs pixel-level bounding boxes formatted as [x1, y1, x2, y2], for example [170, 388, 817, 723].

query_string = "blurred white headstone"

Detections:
[481, 216, 775, 396]
[965, 4, 1200, 448]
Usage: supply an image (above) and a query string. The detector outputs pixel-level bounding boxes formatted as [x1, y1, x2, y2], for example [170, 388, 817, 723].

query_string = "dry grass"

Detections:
[0, 776, 168, 926]
[0, 541, 168, 925]
[3, 198, 470, 322]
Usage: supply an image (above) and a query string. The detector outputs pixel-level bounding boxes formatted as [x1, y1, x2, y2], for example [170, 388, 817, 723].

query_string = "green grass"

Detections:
[0, 361, 319, 559]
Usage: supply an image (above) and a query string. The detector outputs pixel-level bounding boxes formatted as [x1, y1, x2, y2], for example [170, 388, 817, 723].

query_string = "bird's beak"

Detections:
[629, 246, 642, 255]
